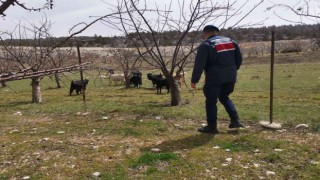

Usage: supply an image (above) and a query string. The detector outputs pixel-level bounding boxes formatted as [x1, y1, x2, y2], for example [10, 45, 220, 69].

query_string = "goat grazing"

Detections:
[108, 70, 125, 85]
[153, 76, 170, 94]
[129, 71, 142, 88]
[70, 79, 89, 95]
[147, 73, 163, 87]
[129, 74, 142, 88]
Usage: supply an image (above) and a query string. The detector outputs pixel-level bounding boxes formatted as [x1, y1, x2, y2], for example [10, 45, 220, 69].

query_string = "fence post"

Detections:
[77, 45, 87, 111]
[270, 30, 275, 124]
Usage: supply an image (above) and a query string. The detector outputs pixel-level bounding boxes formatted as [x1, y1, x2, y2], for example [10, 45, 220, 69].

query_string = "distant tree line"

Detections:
[223, 24, 318, 42]
[2, 24, 318, 47]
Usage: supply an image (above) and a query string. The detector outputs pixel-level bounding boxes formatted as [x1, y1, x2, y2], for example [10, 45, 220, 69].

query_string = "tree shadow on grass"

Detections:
[142, 87, 156, 91]
[0, 101, 31, 108]
[139, 87, 171, 95]
[142, 133, 215, 152]
[143, 101, 171, 107]
[44, 86, 64, 90]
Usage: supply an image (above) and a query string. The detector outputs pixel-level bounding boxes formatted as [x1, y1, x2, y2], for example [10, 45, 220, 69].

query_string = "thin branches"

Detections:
[267, 4, 320, 19]
[0, 0, 53, 16]
[266, 0, 320, 48]
[0, 62, 91, 82]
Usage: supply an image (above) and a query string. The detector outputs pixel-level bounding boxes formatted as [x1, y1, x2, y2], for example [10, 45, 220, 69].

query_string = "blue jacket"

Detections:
[191, 35, 242, 84]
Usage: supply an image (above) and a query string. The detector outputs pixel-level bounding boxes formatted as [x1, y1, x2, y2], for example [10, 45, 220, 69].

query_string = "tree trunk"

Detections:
[125, 76, 130, 88]
[31, 77, 42, 103]
[54, 73, 61, 88]
[168, 77, 182, 106]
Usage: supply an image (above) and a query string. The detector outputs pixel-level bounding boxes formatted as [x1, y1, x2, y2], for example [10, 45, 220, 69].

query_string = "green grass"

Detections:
[130, 152, 178, 167]
[1, 62, 319, 130]
[0, 60, 319, 179]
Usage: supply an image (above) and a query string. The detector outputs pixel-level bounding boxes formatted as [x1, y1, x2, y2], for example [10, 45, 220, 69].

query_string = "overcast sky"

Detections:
[1, 0, 319, 37]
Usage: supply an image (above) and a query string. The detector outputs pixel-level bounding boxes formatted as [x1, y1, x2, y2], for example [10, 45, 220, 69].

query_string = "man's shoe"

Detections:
[229, 122, 244, 129]
[198, 126, 219, 134]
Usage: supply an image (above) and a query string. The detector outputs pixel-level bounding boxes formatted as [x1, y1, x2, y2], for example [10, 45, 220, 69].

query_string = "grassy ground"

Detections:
[0, 58, 319, 179]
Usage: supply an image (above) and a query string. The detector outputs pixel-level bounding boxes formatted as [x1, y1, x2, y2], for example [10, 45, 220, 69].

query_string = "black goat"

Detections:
[129, 73, 142, 88]
[153, 76, 170, 94]
[147, 73, 162, 87]
[69, 79, 89, 95]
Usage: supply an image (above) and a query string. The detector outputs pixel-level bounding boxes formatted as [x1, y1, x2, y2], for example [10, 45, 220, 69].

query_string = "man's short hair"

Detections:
[203, 25, 219, 33]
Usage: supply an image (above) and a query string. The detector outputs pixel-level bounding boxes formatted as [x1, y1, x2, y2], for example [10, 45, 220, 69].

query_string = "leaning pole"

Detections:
[259, 30, 282, 129]
[77, 45, 87, 111]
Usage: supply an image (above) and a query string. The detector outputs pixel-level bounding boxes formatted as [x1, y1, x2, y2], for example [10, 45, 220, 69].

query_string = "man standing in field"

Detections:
[191, 25, 244, 134]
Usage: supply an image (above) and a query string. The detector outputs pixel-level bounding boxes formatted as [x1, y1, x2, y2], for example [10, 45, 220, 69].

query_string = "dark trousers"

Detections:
[203, 82, 238, 127]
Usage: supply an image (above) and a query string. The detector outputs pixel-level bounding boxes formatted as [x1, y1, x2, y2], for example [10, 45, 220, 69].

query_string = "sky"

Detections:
[0, 0, 319, 37]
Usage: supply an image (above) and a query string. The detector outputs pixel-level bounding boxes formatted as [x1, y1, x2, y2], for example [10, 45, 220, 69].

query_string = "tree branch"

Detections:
[0, 0, 53, 16]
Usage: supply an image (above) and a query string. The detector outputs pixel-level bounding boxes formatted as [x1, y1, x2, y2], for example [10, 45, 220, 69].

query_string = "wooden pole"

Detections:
[77, 45, 87, 111]
[270, 30, 275, 124]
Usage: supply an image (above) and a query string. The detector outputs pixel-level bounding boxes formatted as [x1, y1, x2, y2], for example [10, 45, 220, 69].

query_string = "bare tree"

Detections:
[312, 24, 320, 49]
[292, 39, 302, 53]
[0, 19, 66, 103]
[48, 47, 74, 88]
[0, 46, 10, 87]
[106, 47, 143, 88]
[0, 9, 132, 102]
[275, 41, 282, 54]
[0, 0, 53, 16]
[101, 0, 263, 106]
